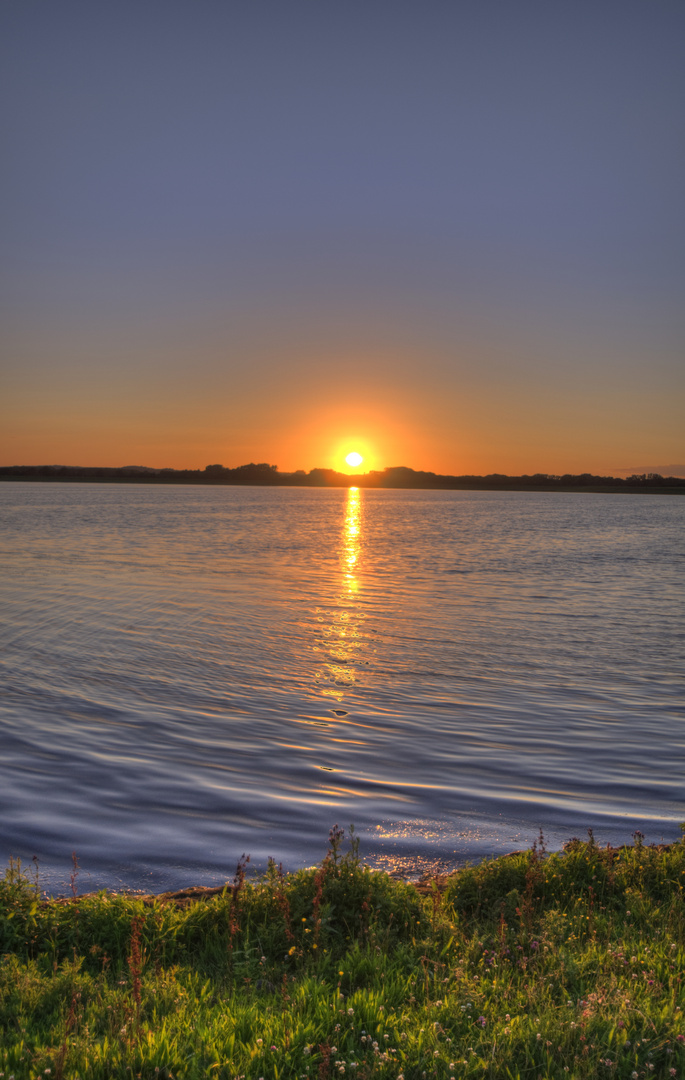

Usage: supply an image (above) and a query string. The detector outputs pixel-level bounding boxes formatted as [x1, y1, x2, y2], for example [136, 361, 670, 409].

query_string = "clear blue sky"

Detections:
[2, 0, 684, 474]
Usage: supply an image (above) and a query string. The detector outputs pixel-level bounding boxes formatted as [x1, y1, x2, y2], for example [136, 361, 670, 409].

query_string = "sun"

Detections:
[345, 451, 364, 468]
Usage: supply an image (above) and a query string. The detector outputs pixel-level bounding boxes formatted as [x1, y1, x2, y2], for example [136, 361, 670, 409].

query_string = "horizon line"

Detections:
[2, 462, 685, 481]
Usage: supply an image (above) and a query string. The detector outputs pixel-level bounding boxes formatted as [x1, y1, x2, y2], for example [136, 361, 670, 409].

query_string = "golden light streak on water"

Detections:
[343, 487, 361, 596]
[315, 487, 365, 700]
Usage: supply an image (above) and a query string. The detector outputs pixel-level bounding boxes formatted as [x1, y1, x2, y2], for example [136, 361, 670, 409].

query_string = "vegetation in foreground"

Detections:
[1, 826, 684, 1080]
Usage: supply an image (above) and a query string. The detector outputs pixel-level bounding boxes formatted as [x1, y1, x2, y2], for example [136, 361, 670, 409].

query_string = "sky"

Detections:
[1, 0, 684, 476]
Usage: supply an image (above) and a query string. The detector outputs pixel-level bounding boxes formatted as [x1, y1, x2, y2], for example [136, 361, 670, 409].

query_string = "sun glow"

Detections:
[345, 451, 363, 467]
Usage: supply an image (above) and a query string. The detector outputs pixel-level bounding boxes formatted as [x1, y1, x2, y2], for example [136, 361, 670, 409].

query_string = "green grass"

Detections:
[1, 826, 684, 1079]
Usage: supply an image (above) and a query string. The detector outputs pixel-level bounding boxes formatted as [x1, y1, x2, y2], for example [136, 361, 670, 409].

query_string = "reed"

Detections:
[1, 827, 684, 1079]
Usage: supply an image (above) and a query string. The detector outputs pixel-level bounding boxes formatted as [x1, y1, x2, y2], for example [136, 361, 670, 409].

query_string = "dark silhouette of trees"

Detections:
[0, 463, 683, 493]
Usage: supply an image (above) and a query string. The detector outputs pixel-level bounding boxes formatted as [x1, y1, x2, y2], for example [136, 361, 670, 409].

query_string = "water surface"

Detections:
[0, 483, 682, 891]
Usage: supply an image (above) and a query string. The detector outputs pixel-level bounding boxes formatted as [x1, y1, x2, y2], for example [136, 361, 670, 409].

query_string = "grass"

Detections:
[1, 825, 684, 1079]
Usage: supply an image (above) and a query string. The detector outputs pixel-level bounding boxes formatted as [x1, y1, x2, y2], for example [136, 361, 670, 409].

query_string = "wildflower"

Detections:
[478, 1016, 486, 1027]
[669, 1070, 676, 1077]
[537, 1033, 542, 1040]
[348, 1008, 354, 1015]
[632, 1073, 639, 1079]
[331, 1048, 337, 1054]
[505, 1014, 510, 1021]
[303, 1047, 311, 1056]
[270, 1046, 277, 1051]
[257, 1039, 263, 1046]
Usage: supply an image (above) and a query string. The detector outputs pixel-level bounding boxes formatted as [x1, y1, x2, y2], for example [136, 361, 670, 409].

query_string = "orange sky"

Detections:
[2, 324, 683, 476]
[2, 3, 684, 478]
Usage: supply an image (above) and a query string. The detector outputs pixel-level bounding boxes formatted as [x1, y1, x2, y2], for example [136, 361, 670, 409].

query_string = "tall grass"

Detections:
[1, 827, 684, 1079]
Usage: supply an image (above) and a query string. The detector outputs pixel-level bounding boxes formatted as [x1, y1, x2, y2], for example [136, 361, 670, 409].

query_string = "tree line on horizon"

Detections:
[1, 461, 683, 490]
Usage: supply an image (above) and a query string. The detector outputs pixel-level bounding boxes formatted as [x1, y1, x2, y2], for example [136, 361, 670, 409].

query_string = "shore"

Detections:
[2, 464, 684, 494]
[2, 828, 684, 1078]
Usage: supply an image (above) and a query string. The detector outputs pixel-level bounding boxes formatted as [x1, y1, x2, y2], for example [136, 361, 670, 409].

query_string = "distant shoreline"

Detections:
[2, 463, 684, 494]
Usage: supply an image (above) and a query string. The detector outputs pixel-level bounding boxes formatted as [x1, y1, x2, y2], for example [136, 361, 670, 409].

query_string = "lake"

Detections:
[0, 482, 683, 893]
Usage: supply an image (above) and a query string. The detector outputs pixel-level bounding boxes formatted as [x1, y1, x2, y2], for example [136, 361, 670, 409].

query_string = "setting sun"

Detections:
[345, 451, 364, 467]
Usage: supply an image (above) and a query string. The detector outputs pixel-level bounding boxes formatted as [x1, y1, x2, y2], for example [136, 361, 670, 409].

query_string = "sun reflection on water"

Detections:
[343, 486, 361, 594]
[314, 486, 367, 701]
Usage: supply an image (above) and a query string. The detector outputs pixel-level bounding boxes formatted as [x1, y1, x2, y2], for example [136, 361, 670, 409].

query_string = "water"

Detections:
[0, 482, 683, 893]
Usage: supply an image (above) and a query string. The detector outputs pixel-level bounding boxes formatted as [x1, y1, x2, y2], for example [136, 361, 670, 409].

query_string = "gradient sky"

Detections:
[1, 0, 684, 475]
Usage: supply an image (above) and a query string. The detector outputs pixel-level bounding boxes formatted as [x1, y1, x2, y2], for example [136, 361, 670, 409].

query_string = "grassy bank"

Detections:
[1, 827, 684, 1079]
